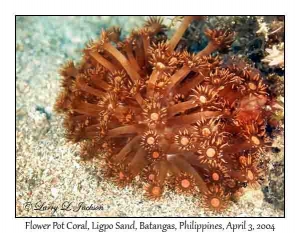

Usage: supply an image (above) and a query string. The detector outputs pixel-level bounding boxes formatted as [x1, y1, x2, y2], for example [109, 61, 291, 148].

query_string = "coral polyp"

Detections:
[55, 16, 275, 212]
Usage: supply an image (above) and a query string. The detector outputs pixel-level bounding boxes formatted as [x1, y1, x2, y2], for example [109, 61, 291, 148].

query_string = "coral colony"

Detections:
[55, 16, 276, 212]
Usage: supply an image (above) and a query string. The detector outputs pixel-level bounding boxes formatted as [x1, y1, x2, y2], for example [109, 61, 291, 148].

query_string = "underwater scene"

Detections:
[16, 16, 284, 217]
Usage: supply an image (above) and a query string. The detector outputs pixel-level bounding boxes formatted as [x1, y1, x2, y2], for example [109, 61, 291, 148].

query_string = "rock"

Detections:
[51, 187, 59, 198]
[45, 106, 52, 116]
[263, 135, 284, 210]
[239, 188, 264, 208]
[28, 108, 50, 139]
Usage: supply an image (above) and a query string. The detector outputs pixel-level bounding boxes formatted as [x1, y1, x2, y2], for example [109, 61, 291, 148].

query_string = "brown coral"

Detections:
[55, 16, 275, 212]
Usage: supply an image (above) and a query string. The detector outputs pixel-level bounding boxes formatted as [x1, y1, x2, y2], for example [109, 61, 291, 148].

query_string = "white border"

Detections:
[2, 0, 299, 232]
